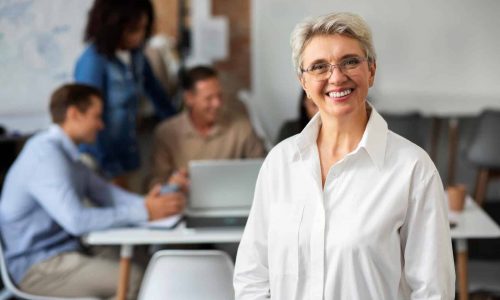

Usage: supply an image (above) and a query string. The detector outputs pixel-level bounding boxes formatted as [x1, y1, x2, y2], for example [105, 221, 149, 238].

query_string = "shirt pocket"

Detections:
[268, 201, 304, 277]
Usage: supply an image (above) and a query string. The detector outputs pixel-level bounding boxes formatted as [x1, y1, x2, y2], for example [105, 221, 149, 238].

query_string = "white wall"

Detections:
[251, 0, 500, 143]
[0, 0, 92, 133]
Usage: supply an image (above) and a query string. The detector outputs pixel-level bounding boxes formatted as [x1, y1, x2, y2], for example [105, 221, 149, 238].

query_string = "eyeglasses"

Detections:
[301, 56, 369, 81]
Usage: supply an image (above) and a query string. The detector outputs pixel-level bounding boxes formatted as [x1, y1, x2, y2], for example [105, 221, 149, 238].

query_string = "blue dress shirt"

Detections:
[0, 125, 148, 284]
[74, 44, 176, 178]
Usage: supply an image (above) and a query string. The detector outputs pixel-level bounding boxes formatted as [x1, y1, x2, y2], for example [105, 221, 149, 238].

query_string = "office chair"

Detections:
[469, 260, 500, 296]
[0, 235, 99, 300]
[138, 250, 235, 300]
[467, 110, 500, 206]
[382, 112, 428, 149]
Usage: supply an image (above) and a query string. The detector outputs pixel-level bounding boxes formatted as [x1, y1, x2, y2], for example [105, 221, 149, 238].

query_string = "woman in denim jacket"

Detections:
[74, 0, 176, 185]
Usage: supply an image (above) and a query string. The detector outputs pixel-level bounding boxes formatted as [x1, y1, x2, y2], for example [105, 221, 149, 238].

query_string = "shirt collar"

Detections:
[357, 105, 388, 170]
[180, 110, 225, 138]
[48, 124, 81, 162]
[295, 103, 388, 170]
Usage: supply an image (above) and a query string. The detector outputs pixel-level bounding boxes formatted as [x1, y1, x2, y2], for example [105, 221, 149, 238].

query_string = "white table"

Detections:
[372, 92, 500, 184]
[84, 225, 243, 300]
[449, 196, 500, 300]
[372, 92, 500, 117]
[86, 197, 500, 300]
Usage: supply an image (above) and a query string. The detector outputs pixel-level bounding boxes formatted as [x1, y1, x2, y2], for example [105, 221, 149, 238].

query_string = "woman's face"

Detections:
[120, 13, 148, 50]
[300, 34, 376, 119]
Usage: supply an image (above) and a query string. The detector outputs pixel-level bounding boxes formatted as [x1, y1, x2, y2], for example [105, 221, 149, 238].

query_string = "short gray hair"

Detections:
[290, 12, 376, 77]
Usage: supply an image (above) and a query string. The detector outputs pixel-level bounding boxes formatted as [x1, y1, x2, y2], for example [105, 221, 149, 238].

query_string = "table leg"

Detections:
[447, 118, 459, 186]
[455, 239, 468, 300]
[117, 245, 134, 300]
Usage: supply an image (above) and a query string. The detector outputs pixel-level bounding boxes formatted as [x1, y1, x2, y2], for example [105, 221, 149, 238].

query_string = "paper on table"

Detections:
[141, 214, 183, 229]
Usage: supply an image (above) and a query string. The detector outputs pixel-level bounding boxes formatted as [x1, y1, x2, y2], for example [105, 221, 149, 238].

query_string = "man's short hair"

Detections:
[181, 66, 218, 91]
[49, 84, 102, 124]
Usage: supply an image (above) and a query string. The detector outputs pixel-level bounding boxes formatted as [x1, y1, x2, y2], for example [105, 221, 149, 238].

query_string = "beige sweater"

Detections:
[150, 111, 266, 186]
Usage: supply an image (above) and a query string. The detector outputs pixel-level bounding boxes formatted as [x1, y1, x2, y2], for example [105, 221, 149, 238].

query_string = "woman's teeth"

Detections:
[328, 89, 352, 98]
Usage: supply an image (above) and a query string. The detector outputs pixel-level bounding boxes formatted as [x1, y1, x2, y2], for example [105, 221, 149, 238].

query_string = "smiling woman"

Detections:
[299, 34, 375, 129]
[234, 12, 455, 300]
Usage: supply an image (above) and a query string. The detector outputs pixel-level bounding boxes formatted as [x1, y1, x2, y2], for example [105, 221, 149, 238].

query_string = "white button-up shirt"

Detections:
[234, 107, 455, 300]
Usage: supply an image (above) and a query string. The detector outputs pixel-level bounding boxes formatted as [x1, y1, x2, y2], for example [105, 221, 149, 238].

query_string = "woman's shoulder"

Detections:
[385, 130, 438, 179]
[386, 131, 429, 158]
[276, 119, 302, 143]
[77, 44, 106, 63]
[266, 134, 301, 163]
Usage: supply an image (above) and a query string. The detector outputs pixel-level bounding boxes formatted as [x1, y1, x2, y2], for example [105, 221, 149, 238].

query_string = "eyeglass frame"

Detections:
[300, 56, 370, 81]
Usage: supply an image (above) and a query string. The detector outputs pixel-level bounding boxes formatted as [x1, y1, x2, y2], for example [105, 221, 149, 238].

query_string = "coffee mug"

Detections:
[447, 184, 467, 212]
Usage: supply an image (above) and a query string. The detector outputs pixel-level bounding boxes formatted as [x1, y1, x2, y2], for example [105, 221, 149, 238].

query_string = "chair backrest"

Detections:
[0, 234, 99, 300]
[467, 110, 500, 168]
[138, 250, 235, 300]
[0, 234, 20, 299]
[382, 112, 427, 148]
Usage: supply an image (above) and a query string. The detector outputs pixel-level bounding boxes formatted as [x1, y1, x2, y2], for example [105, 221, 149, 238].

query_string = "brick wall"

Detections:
[151, 0, 251, 106]
[212, 0, 251, 102]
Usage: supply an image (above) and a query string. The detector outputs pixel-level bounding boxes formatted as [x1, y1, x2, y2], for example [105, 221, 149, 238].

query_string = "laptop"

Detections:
[185, 159, 263, 228]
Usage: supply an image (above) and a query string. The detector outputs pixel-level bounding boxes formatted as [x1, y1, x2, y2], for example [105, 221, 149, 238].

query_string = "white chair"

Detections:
[467, 110, 500, 206]
[0, 236, 99, 300]
[138, 250, 235, 300]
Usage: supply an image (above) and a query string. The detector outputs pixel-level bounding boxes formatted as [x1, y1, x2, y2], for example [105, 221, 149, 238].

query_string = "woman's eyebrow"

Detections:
[305, 53, 363, 66]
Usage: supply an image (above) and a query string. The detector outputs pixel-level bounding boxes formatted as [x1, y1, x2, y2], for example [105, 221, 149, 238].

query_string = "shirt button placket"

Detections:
[310, 189, 326, 299]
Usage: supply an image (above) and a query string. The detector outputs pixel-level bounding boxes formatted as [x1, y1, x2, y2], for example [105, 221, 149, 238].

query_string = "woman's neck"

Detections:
[319, 108, 368, 154]
[316, 104, 370, 186]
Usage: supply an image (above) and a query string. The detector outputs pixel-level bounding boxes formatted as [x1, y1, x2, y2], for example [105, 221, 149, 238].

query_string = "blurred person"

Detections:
[74, 0, 176, 188]
[234, 12, 454, 299]
[150, 65, 266, 187]
[145, 34, 180, 99]
[276, 90, 318, 143]
[0, 84, 185, 299]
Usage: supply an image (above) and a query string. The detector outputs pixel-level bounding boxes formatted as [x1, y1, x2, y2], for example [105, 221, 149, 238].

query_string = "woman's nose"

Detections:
[327, 66, 348, 85]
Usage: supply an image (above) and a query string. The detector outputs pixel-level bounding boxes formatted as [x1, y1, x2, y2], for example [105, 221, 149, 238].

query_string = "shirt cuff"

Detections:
[126, 199, 149, 224]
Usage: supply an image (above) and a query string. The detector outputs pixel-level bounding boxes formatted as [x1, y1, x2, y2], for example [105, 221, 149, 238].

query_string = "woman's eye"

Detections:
[311, 64, 329, 72]
[342, 58, 361, 67]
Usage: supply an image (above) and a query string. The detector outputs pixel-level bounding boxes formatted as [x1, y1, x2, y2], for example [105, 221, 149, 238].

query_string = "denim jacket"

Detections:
[74, 44, 175, 177]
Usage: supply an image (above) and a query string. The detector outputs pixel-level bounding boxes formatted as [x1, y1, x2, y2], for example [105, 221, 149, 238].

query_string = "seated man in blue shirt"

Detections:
[0, 84, 186, 299]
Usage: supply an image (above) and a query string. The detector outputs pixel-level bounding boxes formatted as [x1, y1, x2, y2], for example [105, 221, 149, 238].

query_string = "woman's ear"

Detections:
[368, 61, 377, 87]
[299, 75, 309, 99]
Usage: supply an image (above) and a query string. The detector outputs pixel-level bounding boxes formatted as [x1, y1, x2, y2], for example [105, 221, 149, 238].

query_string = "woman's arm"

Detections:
[74, 46, 106, 90]
[142, 56, 176, 118]
[401, 170, 455, 299]
[234, 161, 272, 299]
[74, 46, 107, 162]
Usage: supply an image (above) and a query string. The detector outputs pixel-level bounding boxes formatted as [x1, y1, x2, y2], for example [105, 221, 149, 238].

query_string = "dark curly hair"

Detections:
[84, 0, 154, 58]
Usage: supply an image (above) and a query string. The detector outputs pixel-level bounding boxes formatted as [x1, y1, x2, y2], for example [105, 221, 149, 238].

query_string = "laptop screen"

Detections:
[187, 159, 263, 217]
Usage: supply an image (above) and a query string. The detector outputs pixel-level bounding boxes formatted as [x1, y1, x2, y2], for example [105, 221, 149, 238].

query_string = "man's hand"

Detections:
[145, 184, 186, 221]
[168, 168, 190, 193]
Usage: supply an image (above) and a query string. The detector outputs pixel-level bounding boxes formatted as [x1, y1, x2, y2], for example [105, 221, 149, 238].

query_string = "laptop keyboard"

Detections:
[185, 216, 248, 228]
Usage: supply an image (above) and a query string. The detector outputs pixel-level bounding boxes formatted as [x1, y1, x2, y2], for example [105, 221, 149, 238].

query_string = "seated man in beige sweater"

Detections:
[150, 65, 266, 186]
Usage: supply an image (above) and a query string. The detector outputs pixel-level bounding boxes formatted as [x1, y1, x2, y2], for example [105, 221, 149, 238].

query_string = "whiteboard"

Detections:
[251, 0, 500, 143]
[0, 0, 92, 133]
